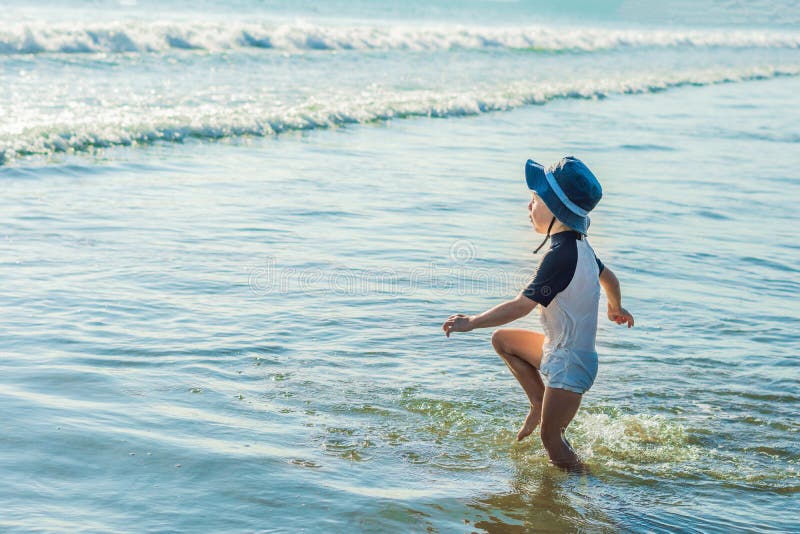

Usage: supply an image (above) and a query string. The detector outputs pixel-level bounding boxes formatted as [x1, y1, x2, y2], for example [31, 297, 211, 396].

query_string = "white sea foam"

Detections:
[1, 21, 799, 55]
[2, 64, 798, 164]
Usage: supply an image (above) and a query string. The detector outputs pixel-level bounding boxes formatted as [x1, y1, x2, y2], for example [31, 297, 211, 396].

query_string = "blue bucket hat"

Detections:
[525, 155, 602, 235]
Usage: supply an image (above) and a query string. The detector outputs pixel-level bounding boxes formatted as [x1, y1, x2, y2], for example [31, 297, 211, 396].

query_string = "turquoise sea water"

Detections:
[2, 1, 799, 532]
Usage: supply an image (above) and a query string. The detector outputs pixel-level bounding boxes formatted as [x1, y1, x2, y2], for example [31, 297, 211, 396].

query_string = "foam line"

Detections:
[2, 64, 798, 165]
[1, 21, 798, 55]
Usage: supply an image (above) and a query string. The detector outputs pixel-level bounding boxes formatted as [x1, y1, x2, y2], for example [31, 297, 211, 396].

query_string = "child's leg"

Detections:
[490, 328, 547, 440]
[540, 386, 583, 470]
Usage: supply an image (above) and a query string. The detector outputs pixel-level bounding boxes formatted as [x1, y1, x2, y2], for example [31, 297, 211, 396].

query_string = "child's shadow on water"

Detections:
[467, 459, 616, 533]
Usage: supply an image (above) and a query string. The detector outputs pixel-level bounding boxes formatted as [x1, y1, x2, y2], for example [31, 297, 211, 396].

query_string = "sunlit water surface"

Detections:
[1, 1, 799, 532]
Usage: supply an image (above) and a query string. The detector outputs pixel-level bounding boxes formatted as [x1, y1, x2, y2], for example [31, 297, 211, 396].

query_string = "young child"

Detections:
[442, 155, 634, 471]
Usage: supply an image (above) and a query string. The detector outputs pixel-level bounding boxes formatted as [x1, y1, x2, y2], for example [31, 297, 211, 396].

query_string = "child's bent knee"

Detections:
[490, 329, 507, 351]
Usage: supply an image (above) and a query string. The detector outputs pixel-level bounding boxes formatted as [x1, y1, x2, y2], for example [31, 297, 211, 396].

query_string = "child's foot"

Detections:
[516, 403, 542, 441]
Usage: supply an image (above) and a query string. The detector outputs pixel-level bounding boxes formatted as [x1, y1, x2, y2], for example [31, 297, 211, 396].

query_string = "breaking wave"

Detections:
[2, 64, 798, 165]
[1, 21, 799, 55]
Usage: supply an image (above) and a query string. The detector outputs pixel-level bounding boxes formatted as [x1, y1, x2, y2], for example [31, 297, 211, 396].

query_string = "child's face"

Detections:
[528, 192, 553, 234]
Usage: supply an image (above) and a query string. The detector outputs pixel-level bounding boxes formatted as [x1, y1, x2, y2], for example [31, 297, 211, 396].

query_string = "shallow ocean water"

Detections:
[3, 75, 799, 532]
[2, 1, 799, 532]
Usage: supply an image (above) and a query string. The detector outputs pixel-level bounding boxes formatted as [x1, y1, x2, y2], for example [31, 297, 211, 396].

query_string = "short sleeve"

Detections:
[522, 239, 578, 307]
[594, 253, 605, 275]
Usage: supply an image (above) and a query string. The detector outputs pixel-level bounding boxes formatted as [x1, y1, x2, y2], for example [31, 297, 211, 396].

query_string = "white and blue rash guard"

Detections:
[523, 230, 604, 359]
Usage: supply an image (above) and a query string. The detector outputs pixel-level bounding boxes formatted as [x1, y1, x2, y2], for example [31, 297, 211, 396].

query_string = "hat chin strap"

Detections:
[533, 216, 556, 254]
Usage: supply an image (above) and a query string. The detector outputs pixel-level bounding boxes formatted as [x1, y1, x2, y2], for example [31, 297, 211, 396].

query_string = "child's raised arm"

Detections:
[599, 266, 635, 328]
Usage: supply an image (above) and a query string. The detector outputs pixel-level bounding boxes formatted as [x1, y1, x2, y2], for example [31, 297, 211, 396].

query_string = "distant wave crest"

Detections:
[1, 21, 799, 55]
[1, 65, 798, 165]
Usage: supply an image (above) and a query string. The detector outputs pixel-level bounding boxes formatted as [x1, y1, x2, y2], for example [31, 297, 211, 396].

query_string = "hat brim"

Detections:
[525, 159, 590, 235]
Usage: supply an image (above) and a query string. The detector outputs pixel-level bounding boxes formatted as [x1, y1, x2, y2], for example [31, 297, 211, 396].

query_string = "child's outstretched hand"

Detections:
[608, 305, 634, 328]
[442, 314, 473, 337]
